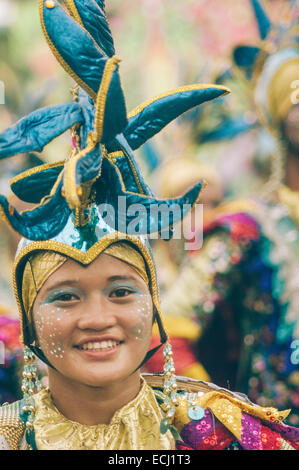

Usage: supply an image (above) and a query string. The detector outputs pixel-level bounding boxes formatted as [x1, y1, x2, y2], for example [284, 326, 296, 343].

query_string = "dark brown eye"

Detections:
[56, 293, 78, 302]
[110, 288, 133, 298]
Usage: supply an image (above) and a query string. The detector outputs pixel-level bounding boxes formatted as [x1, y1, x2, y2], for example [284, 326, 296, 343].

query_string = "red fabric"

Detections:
[145, 335, 197, 374]
[196, 425, 234, 450]
[176, 442, 194, 450]
[260, 425, 282, 450]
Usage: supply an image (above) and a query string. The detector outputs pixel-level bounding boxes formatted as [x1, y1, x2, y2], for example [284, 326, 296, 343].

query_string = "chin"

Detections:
[75, 367, 136, 388]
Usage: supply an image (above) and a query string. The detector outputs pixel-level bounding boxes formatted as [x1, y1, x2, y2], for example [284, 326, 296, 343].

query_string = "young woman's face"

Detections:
[32, 253, 154, 387]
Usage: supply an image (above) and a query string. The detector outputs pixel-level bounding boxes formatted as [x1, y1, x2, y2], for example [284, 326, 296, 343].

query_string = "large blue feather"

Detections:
[106, 86, 230, 152]
[0, 183, 70, 240]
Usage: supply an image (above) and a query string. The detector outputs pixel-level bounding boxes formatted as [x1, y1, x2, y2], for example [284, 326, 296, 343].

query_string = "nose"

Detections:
[76, 295, 118, 332]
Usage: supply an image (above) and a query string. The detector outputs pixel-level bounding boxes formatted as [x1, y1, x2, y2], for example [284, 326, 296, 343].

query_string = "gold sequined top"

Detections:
[33, 379, 174, 450]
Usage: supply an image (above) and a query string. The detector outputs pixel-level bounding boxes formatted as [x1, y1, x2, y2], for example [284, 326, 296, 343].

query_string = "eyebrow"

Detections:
[107, 275, 141, 283]
[43, 275, 144, 294]
[42, 280, 80, 294]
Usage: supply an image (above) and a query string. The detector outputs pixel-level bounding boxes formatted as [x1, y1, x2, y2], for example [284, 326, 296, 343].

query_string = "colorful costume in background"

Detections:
[0, 0, 298, 450]
[0, 313, 22, 405]
[146, 0, 299, 426]
[149, 198, 299, 425]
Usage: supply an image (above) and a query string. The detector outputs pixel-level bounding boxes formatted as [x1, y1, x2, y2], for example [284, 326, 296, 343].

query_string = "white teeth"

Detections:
[80, 340, 119, 351]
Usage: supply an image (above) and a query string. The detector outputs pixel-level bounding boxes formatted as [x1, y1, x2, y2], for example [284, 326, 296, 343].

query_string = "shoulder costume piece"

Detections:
[0, 0, 298, 451]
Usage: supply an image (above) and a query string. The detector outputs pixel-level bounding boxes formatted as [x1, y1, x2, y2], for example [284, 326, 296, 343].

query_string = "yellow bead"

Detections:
[45, 0, 55, 9]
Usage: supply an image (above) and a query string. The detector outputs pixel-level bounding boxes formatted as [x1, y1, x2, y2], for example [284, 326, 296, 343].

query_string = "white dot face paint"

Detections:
[129, 293, 153, 340]
[34, 304, 68, 360]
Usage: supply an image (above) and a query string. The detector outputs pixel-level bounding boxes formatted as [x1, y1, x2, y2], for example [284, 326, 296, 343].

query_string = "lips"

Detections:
[74, 337, 123, 352]
[77, 340, 121, 351]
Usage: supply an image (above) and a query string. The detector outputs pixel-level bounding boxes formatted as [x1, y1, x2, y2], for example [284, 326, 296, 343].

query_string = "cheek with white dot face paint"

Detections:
[129, 293, 153, 340]
[34, 304, 68, 360]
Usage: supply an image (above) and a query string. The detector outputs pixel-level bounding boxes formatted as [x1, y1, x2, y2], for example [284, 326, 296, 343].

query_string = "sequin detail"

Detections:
[241, 413, 262, 450]
[267, 420, 299, 442]
[180, 409, 215, 448]
[260, 425, 282, 450]
[179, 411, 235, 450]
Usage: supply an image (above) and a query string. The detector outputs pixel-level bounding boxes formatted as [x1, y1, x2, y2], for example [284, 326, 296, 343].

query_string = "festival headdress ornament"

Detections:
[0, 0, 230, 446]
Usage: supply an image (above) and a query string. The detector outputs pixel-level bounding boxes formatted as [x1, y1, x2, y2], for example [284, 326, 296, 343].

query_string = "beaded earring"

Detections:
[20, 347, 42, 449]
[159, 342, 180, 439]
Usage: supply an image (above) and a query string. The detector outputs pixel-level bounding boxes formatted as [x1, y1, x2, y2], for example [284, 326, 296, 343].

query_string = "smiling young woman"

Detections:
[0, 0, 299, 452]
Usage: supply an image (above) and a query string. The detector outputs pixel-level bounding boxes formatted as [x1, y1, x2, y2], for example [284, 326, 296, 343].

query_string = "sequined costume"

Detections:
[0, 0, 298, 451]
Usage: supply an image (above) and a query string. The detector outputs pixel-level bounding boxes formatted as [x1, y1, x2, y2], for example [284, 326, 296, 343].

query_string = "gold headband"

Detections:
[22, 242, 149, 343]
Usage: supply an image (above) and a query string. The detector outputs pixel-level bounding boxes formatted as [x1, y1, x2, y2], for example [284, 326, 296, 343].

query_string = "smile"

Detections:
[77, 340, 122, 351]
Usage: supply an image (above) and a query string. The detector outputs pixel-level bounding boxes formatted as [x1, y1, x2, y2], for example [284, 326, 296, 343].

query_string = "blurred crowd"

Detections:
[0, 0, 298, 425]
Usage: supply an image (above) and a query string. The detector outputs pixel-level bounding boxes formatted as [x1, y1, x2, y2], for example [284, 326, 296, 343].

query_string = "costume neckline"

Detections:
[40, 377, 150, 428]
[32, 377, 175, 450]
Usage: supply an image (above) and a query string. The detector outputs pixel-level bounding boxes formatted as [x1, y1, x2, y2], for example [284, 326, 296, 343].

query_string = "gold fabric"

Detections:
[103, 242, 149, 285]
[21, 242, 149, 344]
[0, 401, 25, 450]
[33, 379, 175, 450]
[22, 251, 67, 341]
[173, 389, 290, 438]
[268, 57, 299, 122]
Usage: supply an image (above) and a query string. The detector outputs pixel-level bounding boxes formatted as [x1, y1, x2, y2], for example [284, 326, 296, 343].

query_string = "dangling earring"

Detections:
[20, 347, 42, 449]
[160, 342, 180, 439]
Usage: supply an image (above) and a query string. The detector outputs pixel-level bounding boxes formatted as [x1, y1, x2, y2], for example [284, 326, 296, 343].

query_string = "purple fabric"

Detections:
[180, 409, 218, 449]
[241, 413, 262, 450]
[265, 420, 299, 442]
